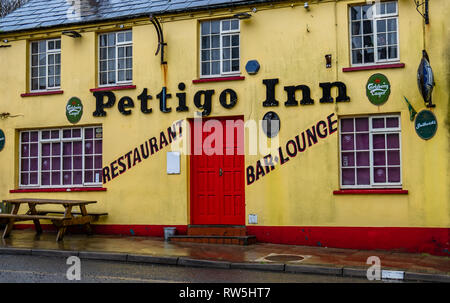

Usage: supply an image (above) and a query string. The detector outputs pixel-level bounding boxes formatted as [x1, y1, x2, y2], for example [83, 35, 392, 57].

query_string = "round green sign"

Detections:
[366, 73, 391, 105]
[415, 110, 437, 140]
[66, 97, 83, 124]
[0, 129, 5, 152]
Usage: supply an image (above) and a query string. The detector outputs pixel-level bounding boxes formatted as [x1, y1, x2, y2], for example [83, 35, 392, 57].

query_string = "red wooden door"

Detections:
[190, 117, 245, 225]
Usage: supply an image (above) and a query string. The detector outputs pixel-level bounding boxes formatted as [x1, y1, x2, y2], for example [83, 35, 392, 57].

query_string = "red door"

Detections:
[190, 117, 245, 225]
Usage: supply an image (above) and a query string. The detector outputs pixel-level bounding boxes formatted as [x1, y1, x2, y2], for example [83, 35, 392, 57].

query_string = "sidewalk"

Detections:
[0, 229, 449, 282]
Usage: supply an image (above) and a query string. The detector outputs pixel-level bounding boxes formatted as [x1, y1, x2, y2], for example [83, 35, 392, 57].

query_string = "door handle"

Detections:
[219, 168, 223, 176]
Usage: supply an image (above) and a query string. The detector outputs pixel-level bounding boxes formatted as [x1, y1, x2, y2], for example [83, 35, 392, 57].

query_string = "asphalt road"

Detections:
[0, 254, 378, 283]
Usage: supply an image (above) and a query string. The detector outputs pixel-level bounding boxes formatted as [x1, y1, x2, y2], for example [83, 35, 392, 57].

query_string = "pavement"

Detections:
[0, 228, 449, 282]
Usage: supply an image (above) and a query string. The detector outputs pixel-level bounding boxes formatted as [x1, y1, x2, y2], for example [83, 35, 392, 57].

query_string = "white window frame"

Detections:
[349, 1, 399, 67]
[98, 30, 133, 87]
[29, 38, 61, 92]
[19, 127, 103, 189]
[339, 115, 402, 189]
[199, 19, 241, 78]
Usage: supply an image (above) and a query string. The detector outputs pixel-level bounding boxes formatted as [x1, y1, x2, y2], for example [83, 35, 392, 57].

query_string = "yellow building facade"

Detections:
[0, 0, 448, 255]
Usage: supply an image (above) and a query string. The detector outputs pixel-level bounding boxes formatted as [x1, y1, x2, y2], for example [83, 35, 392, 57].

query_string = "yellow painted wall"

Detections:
[0, 0, 448, 228]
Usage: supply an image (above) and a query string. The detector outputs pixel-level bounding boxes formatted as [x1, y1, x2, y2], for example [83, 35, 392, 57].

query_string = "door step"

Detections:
[187, 225, 247, 236]
[168, 225, 256, 245]
[168, 235, 257, 245]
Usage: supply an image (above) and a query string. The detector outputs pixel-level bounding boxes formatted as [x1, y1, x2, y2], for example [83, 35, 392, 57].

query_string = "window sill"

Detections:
[10, 187, 107, 193]
[192, 76, 245, 84]
[90, 85, 136, 92]
[342, 63, 405, 72]
[333, 189, 408, 195]
[21, 90, 64, 97]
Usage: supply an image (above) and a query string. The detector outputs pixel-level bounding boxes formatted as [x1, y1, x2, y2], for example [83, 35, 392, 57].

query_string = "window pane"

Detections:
[352, 36, 362, 49]
[387, 150, 400, 165]
[94, 140, 102, 154]
[373, 134, 385, 149]
[232, 60, 239, 72]
[52, 143, 60, 155]
[211, 21, 220, 34]
[341, 119, 354, 132]
[30, 158, 38, 171]
[357, 168, 370, 185]
[125, 31, 132, 42]
[223, 60, 230, 72]
[73, 171, 82, 184]
[42, 157, 50, 170]
[352, 50, 362, 64]
[350, 6, 361, 20]
[374, 167, 386, 183]
[231, 35, 239, 46]
[222, 20, 230, 31]
[21, 173, 29, 185]
[341, 152, 354, 167]
[42, 143, 50, 156]
[351, 21, 361, 35]
[211, 35, 220, 48]
[211, 49, 220, 60]
[201, 21, 210, 35]
[230, 20, 239, 30]
[73, 156, 82, 169]
[388, 46, 397, 59]
[363, 48, 374, 63]
[355, 118, 369, 131]
[386, 117, 398, 128]
[377, 20, 386, 32]
[356, 133, 369, 150]
[363, 35, 373, 47]
[387, 19, 397, 31]
[356, 151, 370, 166]
[386, 2, 396, 14]
[231, 47, 239, 58]
[41, 172, 50, 185]
[63, 157, 72, 169]
[94, 156, 102, 169]
[30, 144, 38, 157]
[201, 50, 210, 61]
[52, 157, 60, 170]
[341, 134, 354, 150]
[201, 36, 210, 49]
[85, 156, 93, 169]
[362, 5, 373, 19]
[85, 140, 93, 154]
[85, 171, 93, 183]
[377, 34, 387, 46]
[388, 33, 397, 45]
[73, 142, 82, 155]
[373, 151, 386, 165]
[388, 167, 400, 182]
[212, 61, 220, 75]
[31, 42, 39, 53]
[378, 47, 387, 60]
[342, 168, 355, 185]
[21, 159, 29, 171]
[363, 20, 373, 34]
[30, 173, 38, 184]
[52, 172, 61, 185]
[63, 171, 72, 185]
[372, 118, 384, 128]
[387, 134, 400, 148]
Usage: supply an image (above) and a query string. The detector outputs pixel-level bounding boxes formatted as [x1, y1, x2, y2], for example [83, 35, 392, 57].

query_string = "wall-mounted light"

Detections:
[62, 30, 82, 38]
[233, 12, 252, 20]
[325, 54, 332, 68]
[304, 2, 310, 10]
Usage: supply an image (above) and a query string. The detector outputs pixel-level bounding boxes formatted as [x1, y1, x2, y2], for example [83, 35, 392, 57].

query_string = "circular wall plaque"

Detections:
[66, 97, 83, 124]
[415, 110, 437, 140]
[366, 73, 391, 105]
[262, 111, 280, 138]
[0, 129, 5, 152]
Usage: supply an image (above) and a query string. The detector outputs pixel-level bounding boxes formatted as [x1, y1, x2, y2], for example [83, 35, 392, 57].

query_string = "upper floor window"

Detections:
[30, 39, 61, 91]
[349, 1, 398, 66]
[99, 30, 132, 86]
[200, 19, 240, 77]
[340, 115, 401, 188]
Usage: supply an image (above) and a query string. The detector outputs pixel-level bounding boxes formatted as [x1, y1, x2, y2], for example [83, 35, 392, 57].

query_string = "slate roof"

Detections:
[0, 0, 270, 33]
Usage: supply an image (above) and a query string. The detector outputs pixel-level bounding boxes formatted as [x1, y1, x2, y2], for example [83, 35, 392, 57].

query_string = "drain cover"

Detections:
[263, 254, 304, 262]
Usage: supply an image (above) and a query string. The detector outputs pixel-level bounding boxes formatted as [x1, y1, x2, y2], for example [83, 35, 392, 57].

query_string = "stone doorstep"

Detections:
[168, 235, 257, 245]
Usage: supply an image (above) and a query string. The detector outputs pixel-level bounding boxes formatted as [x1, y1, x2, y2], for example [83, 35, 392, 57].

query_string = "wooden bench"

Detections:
[1, 198, 105, 241]
[35, 210, 108, 221]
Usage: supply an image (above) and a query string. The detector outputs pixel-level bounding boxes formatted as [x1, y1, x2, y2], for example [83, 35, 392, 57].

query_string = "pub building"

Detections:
[0, 0, 448, 255]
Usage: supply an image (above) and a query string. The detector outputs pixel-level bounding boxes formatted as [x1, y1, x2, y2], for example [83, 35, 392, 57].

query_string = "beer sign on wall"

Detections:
[366, 73, 391, 106]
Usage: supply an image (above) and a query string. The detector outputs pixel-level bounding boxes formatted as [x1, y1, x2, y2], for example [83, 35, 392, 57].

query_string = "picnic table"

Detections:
[0, 198, 107, 241]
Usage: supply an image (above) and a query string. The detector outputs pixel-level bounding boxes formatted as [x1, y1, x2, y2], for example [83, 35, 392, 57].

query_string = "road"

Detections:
[0, 254, 377, 283]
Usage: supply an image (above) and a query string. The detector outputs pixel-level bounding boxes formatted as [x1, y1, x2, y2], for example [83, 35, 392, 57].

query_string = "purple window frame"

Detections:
[19, 126, 103, 188]
[339, 115, 401, 188]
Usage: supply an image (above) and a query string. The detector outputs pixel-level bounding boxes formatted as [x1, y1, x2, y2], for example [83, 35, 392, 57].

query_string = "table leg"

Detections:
[79, 205, 93, 235]
[2, 203, 20, 239]
[28, 203, 42, 234]
[56, 205, 73, 242]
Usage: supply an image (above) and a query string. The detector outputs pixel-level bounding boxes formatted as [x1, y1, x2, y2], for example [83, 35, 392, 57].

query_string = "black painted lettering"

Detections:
[157, 87, 172, 113]
[306, 126, 318, 146]
[117, 156, 127, 174]
[262, 78, 279, 107]
[124, 151, 133, 169]
[102, 166, 111, 183]
[284, 85, 314, 106]
[319, 82, 350, 103]
[286, 140, 298, 157]
[149, 137, 159, 154]
[246, 165, 256, 185]
[118, 96, 135, 115]
[140, 142, 149, 159]
[278, 146, 290, 164]
[327, 113, 338, 135]
[219, 89, 238, 109]
[110, 160, 119, 179]
[255, 160, 265, 180]
[176, 83, 189, 112]
[138, 88, 153, 114]
[93, 91, 116, 117]
[194, 90, 214, 116]
[133, 147, 142, 166]
[295, 132, 307, 152]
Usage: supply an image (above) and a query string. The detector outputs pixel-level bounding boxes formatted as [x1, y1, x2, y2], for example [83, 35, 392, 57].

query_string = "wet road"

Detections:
[0, 254, 377, 283]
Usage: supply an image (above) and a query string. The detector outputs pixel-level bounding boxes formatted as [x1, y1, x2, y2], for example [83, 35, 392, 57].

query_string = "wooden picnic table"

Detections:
[0, 198, 107, 241]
